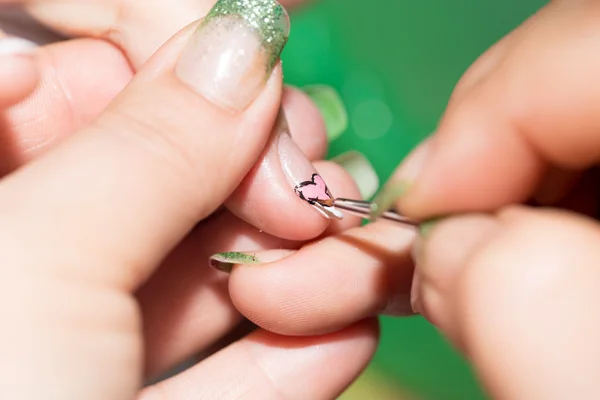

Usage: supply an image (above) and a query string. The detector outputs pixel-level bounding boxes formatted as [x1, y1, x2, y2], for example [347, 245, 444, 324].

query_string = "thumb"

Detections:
[0, 0, 289, 290]
[413, 207, 600, 399]
[0, 2, 292, 399]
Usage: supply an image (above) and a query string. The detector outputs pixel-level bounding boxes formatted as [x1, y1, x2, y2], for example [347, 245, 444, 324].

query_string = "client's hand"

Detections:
[0, 5, 376, 399]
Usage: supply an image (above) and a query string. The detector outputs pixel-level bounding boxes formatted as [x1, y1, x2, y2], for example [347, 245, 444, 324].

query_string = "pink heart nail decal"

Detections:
[294, 173, 334, 207]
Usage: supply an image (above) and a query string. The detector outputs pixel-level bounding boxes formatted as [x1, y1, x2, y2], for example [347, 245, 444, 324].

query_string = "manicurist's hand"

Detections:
[0, 3, 376, 399]
[220, 1, 600, 398]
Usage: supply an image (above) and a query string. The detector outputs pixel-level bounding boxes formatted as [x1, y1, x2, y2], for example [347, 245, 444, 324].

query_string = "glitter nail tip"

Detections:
[176, 0, 290, 111]
[205, 0, 290, 70]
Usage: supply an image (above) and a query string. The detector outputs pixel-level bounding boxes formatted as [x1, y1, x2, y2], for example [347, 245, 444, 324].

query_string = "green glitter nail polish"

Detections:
[204, 0, 290, 71]
[371, 181, 411, 218]
[209, 252, 261, 273]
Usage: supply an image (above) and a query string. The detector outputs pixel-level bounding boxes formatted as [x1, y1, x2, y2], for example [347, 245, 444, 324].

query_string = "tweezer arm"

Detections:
[333, 198, 419, 227]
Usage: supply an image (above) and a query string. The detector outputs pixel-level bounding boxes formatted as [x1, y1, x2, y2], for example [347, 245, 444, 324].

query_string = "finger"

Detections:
[139, 320, 379, 400]
[0, 36, 39, 107]
[225, 93, 349, 240]
[0, 6, 290, 398]
[219, 218, 415, 336]
[1, 44, 327, 173]
[414, 207, 600, 398]
[24, 0, 308, 68]
[280, 85, 328, 160]
[375, 1, 600, 219]
[139, 159, 366, 377]
[1, 38, 132, 174]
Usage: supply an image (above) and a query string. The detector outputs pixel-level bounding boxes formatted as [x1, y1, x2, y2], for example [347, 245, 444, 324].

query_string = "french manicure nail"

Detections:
[176, 0, 290, 111]
[0, 36, 37, 56]
[303, 85, 348, 142]
[209, 249, 295, 273]
[276, 115, 343, 220]
[331, 151, 379, 200]
[371, 139, 432, 217]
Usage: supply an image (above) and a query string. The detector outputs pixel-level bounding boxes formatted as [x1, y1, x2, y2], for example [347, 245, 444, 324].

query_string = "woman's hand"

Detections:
[0, 5, 378, 399]
[220, 1, 600, 398]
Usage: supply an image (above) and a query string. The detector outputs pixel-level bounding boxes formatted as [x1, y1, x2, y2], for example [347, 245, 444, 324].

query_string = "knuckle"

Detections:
[96, 103, 204, 200]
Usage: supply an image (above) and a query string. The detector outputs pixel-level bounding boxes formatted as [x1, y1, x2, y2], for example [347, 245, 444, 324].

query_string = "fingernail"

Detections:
[371, 139, 433, 218]
[277, 114, 343, 220]
[0, 37, 37, 56]
[176, 0, 290, 111]
[331, 151, 379, 200]
[209, 249, 294, 273]
[302, 85, 348, 142]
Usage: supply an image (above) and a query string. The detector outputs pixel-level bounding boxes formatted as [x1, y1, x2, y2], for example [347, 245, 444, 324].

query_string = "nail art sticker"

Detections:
[294, 174, 343, 220]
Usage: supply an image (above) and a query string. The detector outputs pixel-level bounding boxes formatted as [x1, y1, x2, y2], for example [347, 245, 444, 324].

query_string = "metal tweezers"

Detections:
[332, 198, 419, 227]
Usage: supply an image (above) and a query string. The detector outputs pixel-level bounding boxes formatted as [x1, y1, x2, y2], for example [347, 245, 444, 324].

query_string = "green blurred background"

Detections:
[281, 1, 546, 399]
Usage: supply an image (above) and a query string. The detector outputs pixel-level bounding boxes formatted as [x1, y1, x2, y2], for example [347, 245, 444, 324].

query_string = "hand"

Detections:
[214, 1, 600, 398]
[3, 0, 349, 240]
[0, 6, 377, 399]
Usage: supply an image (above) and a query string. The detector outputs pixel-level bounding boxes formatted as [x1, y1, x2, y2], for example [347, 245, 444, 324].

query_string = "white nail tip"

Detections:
[0, 37, 38, 56]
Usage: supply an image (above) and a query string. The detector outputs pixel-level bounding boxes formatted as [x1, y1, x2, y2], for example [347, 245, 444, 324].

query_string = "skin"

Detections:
[9, 0, 600, 398]
[0, 4, 377, 400]
[221, 0, 600, 398]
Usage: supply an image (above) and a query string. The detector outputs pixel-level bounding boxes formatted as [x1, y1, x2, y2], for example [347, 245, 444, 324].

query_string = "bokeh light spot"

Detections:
[351, 99, 394, 140]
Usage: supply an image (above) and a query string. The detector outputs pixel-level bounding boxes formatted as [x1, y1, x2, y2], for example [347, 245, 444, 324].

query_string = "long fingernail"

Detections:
[303, 85, 348, 142]
[276, 114, 343, 219]
[176, 0, 290, 111]
[0, 36, 37, 56]
[331, 151, 379, 199]
[371, 139, 432, 217]
[209, 249, 294, 273]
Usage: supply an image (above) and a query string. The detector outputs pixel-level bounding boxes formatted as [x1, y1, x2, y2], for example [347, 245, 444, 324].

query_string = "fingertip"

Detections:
[392, 102, 545, 219]
[227, 152, 367, 242]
